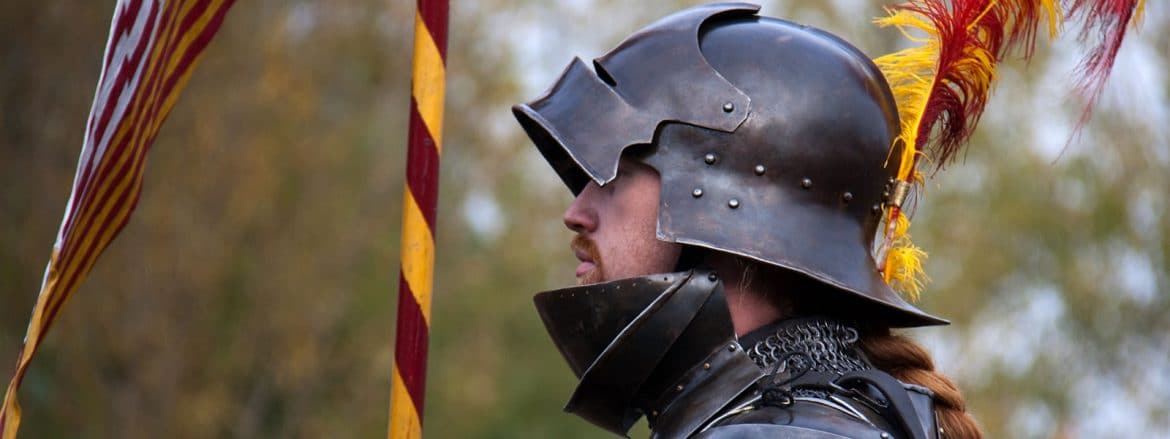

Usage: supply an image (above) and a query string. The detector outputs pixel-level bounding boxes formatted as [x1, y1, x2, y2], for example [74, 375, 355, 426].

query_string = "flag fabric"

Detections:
[1, 1, 235, 437]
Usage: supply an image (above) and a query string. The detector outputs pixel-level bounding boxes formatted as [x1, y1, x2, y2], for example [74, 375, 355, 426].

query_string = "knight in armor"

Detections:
[512, 2, 1137, 438]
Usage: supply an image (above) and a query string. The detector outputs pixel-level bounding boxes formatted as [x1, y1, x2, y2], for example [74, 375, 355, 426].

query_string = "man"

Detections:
[512, 3, 981, 438]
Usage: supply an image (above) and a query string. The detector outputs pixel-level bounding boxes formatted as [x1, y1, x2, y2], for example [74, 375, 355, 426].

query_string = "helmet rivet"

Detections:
[880, 433, 891, 439]
[708, 272, 718, 281]
[722, 102, 734, 113]
[676, 384, 685, 391]
[728, 343, 738, 352]
[703, 362, 711, 370]
[801, 178, 813, 189]
[692, 188, 703, 198]
[728, 199, 740, 209]
[842, 192, 853, 202]
[754, 164, 766, 175]
[704, 153, 717, 165]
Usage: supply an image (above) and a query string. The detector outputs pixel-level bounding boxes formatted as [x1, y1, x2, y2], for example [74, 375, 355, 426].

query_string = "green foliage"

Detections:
[1, 1, 1167, 438]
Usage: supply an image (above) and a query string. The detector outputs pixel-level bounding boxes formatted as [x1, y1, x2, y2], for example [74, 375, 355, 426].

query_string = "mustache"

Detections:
[570, 235, 604, 285]
[570, 235, 600, 262]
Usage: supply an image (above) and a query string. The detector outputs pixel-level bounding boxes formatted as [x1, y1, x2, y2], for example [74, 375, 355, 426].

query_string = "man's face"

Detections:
[563, 159, 682, 285]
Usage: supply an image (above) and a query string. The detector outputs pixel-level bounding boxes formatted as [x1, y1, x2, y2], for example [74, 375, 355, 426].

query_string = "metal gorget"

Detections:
[533, 269, 765, 437]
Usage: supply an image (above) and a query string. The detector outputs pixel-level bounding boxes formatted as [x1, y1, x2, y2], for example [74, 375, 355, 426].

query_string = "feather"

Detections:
[1066, 0, 1144, 131]
[870, 0, 1140, 300]
[875, 0, 1057, 171]
[873, 0, 1016, 299]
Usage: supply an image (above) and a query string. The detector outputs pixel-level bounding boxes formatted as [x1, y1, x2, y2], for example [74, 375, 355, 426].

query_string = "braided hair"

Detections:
[858, 328, 983, 439]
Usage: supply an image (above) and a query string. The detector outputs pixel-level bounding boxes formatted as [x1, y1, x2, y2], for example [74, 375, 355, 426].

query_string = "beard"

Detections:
[570, 235, 605, 285]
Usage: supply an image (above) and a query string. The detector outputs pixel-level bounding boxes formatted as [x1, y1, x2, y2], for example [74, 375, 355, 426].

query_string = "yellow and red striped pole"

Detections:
[389, 0, 447, 438]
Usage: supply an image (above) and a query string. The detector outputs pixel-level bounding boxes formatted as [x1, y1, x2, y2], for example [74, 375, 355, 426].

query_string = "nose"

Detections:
[563, 183, 599, 233]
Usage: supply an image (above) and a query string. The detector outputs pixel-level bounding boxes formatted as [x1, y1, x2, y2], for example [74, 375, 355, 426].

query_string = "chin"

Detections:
[576, 271, 604, 286]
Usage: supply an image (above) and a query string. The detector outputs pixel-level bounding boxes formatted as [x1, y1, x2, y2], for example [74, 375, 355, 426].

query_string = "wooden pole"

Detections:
[389, 0, 447, 437]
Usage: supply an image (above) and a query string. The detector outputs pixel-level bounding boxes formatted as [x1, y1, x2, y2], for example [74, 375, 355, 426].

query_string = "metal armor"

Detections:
[535, 270, 941, 438]
[518, 3, 953, 437]
[513, 3, 944, 327]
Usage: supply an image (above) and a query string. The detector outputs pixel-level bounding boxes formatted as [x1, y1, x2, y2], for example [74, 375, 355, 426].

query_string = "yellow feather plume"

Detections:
[870, 0, 1141, 301]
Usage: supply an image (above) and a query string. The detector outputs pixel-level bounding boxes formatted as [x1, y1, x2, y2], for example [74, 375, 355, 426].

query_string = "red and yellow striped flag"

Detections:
[0, 1, 234, 437]
[389, 1, 447, 438]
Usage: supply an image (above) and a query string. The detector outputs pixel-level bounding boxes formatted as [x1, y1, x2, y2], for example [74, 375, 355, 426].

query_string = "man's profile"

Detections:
[513, 4, 976, 438]
[511, 0, 1139, 437]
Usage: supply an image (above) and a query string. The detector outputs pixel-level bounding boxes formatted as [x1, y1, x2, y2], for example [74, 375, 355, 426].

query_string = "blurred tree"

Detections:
[1, 0, 1166, 438]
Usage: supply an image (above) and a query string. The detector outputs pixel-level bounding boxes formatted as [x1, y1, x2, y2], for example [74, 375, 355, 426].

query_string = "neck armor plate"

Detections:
[533, 269, 764, 437]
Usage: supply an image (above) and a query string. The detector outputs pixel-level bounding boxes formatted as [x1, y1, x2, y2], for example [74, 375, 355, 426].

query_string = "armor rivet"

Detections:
[882, 190, 891, 201]
[880, 433, 891, 439]
[703, 363, 711, 370]
[872, 204, 882, 214]
[888, 177, 897, 185]
[692, 188, 703, 198]
[728, 199, 740, 209]
[754, 164, 766, 175]
[842, 192, 853, 202]
[675, 385, 684, 391]
[708, 273, 718, 282]
[704, 153, 717, 165]
[722, 102, 734, 113]
[651, 410, 658, 417]
[728, 343, 738, 352]
[801, 178, 813, 189]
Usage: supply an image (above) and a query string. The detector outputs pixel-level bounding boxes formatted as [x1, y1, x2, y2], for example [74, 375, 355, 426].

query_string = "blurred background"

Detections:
[1, 0, 1167, 437]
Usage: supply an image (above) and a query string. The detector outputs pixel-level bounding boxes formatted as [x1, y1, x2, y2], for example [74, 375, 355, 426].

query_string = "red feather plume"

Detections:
[1068, 0, 1145, 129]
[872, 0, 1143, 297]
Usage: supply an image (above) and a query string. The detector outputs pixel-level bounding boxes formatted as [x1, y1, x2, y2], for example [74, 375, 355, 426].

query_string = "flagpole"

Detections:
[389, 0, 447, 438]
